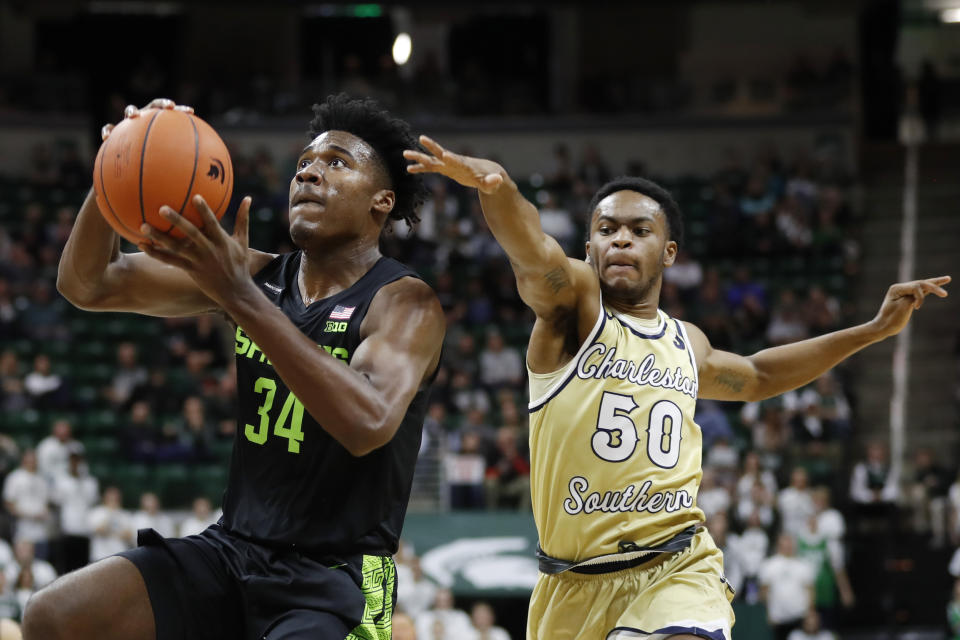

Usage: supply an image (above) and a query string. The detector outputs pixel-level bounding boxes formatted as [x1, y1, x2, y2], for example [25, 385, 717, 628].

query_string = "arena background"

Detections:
[0, 1, 958, 638]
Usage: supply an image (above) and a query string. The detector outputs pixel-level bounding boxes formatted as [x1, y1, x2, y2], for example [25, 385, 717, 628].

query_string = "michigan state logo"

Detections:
[207, 158, 225, 183]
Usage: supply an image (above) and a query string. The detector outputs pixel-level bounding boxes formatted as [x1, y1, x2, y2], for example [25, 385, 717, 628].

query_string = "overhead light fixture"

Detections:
[941, 7, 960, 21]
[392, 33, 412, 66]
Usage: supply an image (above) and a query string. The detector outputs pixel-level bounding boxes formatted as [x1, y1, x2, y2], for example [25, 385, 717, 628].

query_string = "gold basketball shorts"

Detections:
[526, 529, 735, 640]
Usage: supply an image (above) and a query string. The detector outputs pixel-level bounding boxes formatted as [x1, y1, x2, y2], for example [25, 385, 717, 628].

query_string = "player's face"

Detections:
[585, 190, 676, 301]
[288, 130, 392, 248]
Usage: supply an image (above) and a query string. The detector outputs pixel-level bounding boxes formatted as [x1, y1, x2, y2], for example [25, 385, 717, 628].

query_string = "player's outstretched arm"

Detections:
[690, 276, 950, 402]
[57, 99, 273, 318]
[139, 195, 445, 456]
[405, 136, 596, 320]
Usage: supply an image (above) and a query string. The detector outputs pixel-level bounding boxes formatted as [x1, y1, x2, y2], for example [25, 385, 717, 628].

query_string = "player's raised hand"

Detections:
[102, 98, 195, 141]
[404, 135, 504, 194]
[137, 195, 254, 309]
[870, 275, 951, 339]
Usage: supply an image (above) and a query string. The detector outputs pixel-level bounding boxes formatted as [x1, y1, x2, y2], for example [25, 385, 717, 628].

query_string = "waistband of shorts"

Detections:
[536, 525, 699, 575]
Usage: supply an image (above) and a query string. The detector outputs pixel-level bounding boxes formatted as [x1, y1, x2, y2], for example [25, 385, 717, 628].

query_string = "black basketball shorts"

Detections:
[118, 524, 396, 640]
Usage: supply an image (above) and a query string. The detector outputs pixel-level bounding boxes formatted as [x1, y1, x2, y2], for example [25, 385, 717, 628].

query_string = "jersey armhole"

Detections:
[527, 300, 606, 411]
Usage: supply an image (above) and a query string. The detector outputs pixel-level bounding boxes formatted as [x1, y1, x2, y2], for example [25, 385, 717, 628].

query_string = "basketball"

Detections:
[92, 108, 233, 245]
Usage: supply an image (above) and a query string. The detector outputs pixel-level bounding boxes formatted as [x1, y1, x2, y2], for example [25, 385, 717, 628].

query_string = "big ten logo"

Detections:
[325, 320, 348, 333]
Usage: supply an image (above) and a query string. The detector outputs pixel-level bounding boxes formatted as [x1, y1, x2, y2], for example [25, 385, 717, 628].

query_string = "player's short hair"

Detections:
[586, 176, 684, 248]
[308, 94, 427, 226]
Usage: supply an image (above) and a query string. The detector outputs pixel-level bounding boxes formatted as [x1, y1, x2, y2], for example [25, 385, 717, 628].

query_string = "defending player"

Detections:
[24, 96, 445, 640]
[405, 137, 950, 640]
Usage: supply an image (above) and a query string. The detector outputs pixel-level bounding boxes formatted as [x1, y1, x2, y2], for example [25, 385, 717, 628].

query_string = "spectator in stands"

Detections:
[105, 341, 148, 408]
[759, 533, 816, 640]
[751, 403, 791, 472]
[0, 350, 26, 413]
[448, 370, 491, 417]
[697, 468, 731, 521]
[740, 170, 777, 218]
[484, 425, 531, 510]
[576, 144, 611, 195]
[949, 577, 960, 640]
[803, 286, 841, 335]
[118, 400, 160, 463]
[695, 398, 735, 451]
[87, 486, 133, 562]
[22, 353, 67, 410]
[796, 373, 851, 442]
[537, 191, 577, 254]
[50, 448, 97, 574]
[478, 330, 523, 393]
[948, 469, 960, 547]
[787, 609, 836, 640]
[396, 555, 437, 620]
[0, 571, 20, 627]
[131, 492, 175, 539]
[416, 587, 474, 640]
[779, 467, 816, 536]
[0, 279, 19, 341]
[178, 496, 219, 537]
[393, 610, 417, 640]
[5, 540, 56, 614]
[2, 450, 50, 556]
[176, 395, 216, 462]
[811, 487, 845, 543]
[849, 440, 899, 505]
[737, 450, 779, 505]
[766, 289, 810, 346]
[704, 435, 739, 488]
[774, 195, 813, 254]
[662, 250, 703, 304]
[907, 447, 951, 548]
[738, 510, 770, 605]
[129, 367, 181, 417]
[692, 270, 735, 351]
[708, 511, 743, 597]
[35, 419, 79, 483]
[445, 430, 487, 510]
[470, 601, 510, 640]
[796, 509, 854, 629]
[19, 281, 66, 343]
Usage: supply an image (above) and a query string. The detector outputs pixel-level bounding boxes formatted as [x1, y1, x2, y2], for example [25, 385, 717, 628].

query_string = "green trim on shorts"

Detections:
[345, 555, 395, 640]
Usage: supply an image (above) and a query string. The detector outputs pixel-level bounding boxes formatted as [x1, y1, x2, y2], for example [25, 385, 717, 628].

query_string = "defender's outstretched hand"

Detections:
[404, 135, 505, 194]
[870, 275, 951, 340]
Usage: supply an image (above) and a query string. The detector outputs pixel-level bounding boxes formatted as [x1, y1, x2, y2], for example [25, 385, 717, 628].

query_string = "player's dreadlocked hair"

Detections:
[585, 176, 685, 249]
[308, 94, 427, 227]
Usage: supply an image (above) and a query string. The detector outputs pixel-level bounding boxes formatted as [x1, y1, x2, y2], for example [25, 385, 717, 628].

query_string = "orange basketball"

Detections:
[92, 108, 233, 245]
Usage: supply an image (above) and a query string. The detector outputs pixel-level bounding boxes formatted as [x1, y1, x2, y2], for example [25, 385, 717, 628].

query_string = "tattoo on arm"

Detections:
[544, 267, 570, 294]
[713, 369, 745, 393]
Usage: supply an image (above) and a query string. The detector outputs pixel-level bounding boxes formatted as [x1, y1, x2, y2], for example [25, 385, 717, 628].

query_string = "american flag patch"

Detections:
[329, 305, 355, 320]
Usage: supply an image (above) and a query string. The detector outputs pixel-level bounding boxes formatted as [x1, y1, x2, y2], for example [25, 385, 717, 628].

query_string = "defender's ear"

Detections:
[663, 240, 678, 267]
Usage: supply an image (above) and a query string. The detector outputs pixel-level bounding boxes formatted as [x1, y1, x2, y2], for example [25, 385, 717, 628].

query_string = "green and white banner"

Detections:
[402, 512, 540, 597]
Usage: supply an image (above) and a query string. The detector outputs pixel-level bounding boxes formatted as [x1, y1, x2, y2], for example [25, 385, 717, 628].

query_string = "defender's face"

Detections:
[586, 190, 676, 298]
[288, 130, 390, 246]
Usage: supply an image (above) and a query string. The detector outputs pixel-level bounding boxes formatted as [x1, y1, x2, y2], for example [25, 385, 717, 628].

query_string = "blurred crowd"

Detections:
[1, 129, 958, 637]
[0, 41, 854, 122]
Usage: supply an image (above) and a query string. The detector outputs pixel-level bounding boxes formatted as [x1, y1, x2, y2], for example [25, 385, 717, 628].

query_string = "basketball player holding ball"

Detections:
[24, 96, 445, 640]
[405, 137, 950, 640]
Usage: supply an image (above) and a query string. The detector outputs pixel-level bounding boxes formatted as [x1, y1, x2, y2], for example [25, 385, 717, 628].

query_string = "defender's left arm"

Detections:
[688, 276, 950, 402]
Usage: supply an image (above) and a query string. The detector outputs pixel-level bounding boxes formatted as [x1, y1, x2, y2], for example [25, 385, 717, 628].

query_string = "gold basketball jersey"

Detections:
[528, 304, 705, 562]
